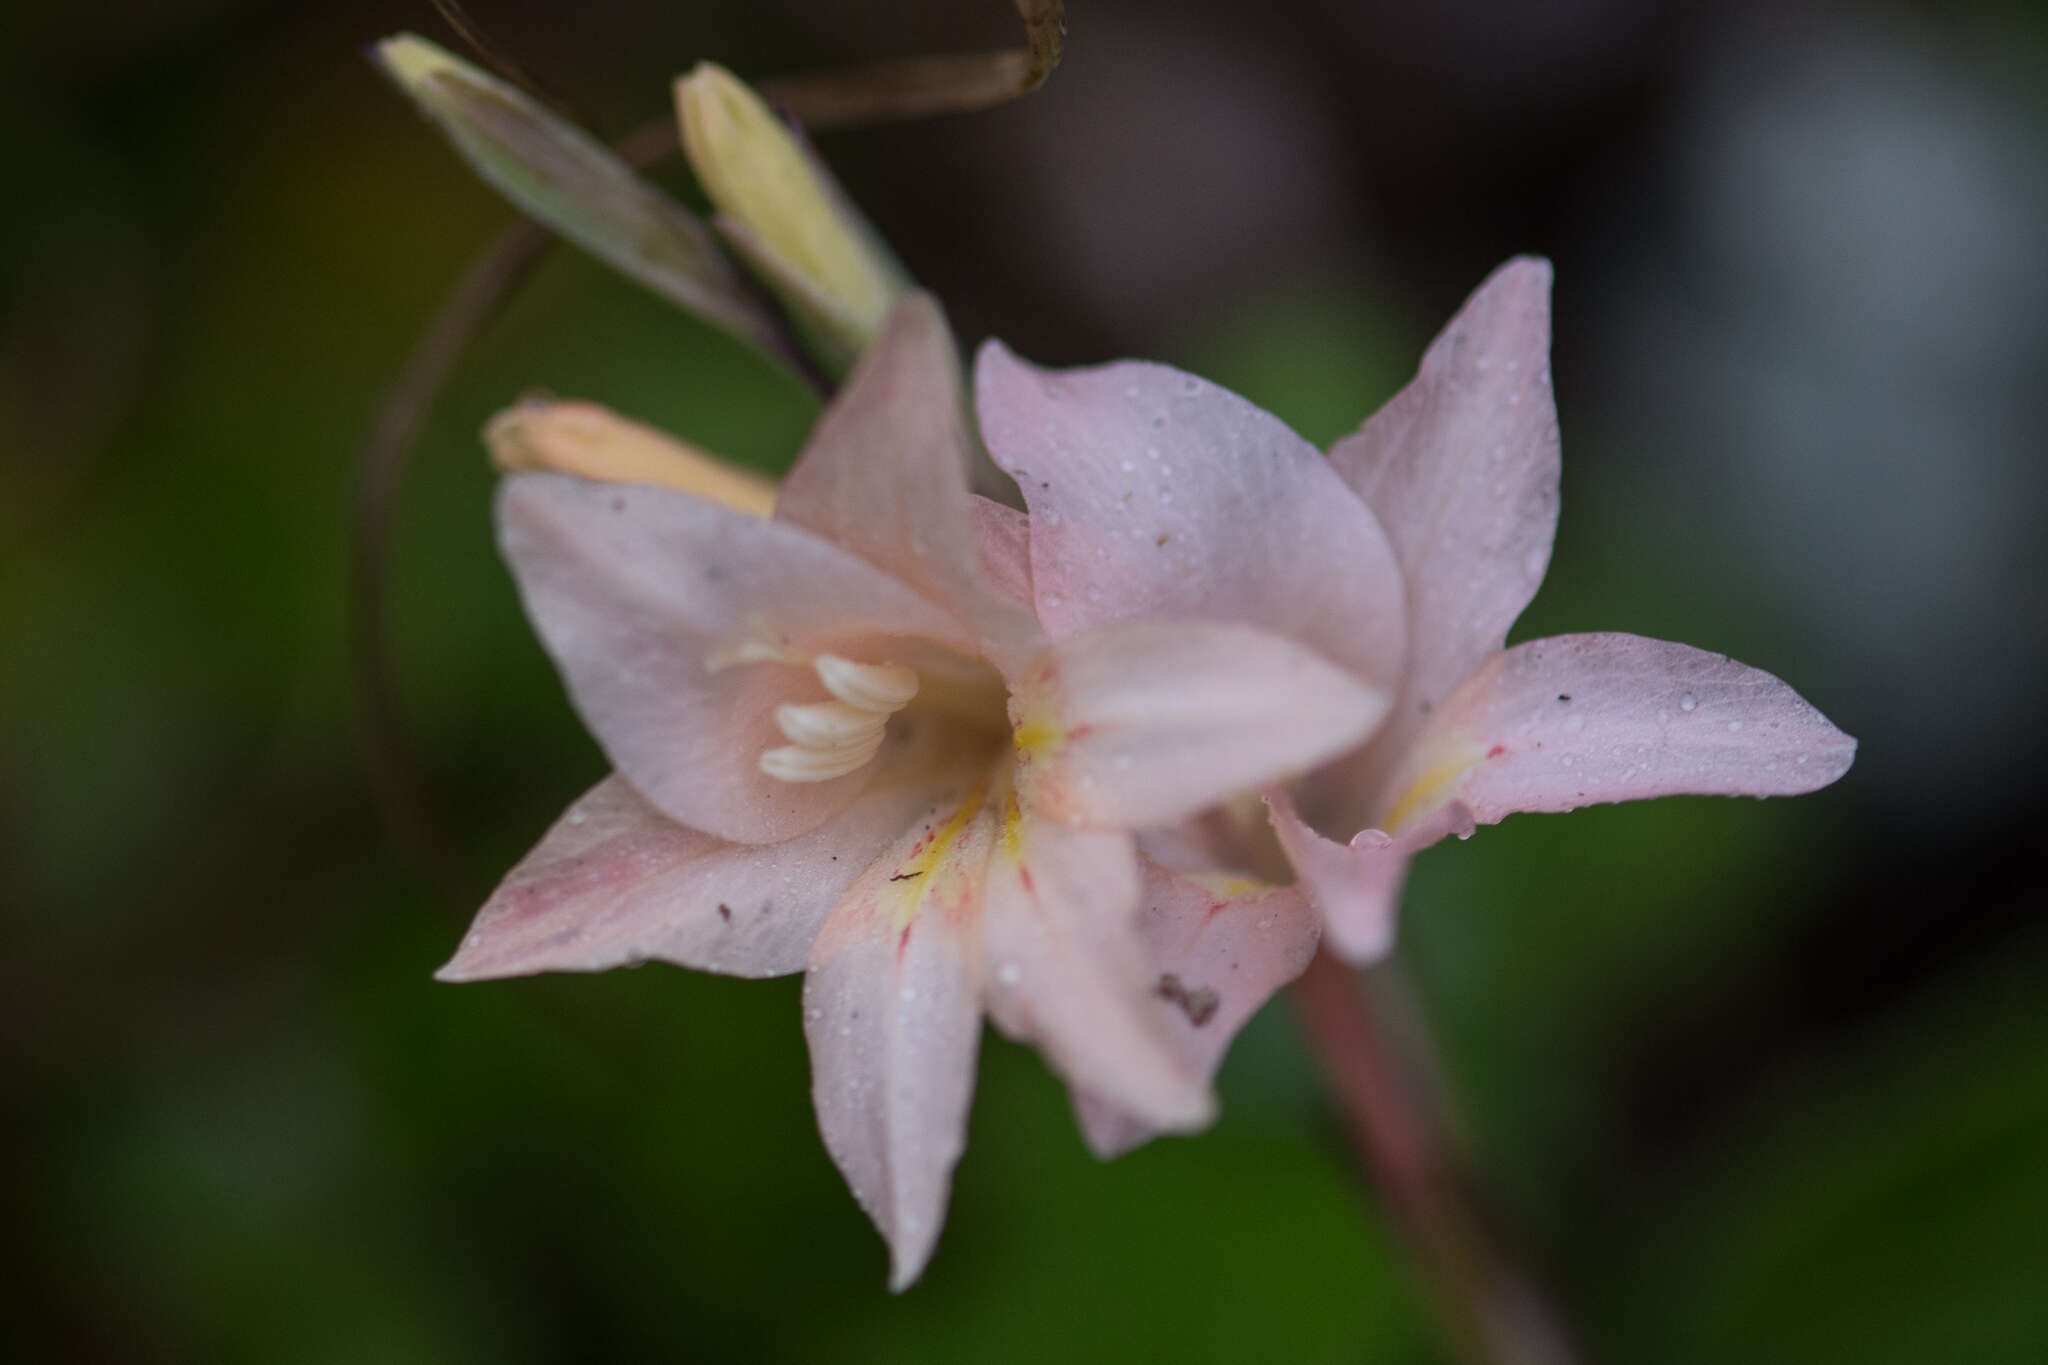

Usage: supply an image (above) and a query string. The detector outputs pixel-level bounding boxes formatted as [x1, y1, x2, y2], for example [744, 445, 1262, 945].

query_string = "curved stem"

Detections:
[1292, 948, 1585, 1365]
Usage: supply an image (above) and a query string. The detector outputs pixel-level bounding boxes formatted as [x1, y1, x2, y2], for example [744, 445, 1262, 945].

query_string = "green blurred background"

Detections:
[6, 1, 2045, 1361]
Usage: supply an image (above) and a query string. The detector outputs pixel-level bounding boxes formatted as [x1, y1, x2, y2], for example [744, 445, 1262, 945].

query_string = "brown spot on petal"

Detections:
[717, 903, 733, 921]
[1155, 973, 1219, 1027]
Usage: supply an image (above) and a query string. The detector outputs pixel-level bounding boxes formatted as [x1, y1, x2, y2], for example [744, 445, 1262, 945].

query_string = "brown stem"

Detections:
[1292, 949, 1585, 1365]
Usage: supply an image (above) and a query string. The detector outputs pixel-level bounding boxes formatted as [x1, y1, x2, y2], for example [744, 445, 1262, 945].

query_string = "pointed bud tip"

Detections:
[675, 62, 903, 368]
[374, 32, 464, 91]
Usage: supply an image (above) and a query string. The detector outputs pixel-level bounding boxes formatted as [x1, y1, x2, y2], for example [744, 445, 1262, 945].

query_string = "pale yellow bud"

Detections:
[676, 63, 905, 370]
[487, 399, 776, 518]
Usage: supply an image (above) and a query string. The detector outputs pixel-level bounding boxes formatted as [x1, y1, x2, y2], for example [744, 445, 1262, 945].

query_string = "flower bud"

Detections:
[487, 399, 776, 517]
[676, 63, 906, 372]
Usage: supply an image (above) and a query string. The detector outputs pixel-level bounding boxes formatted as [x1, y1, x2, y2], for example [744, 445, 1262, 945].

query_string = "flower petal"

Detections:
[968, 495, 1033, 610]
[1328, 258, 1562, 741]
[804, 780, 996, 1291]
[497, 472, 977, 844]
[775, 295, 1042, 673]
[1010, 621, 1389, 829]
[973, 342, 1407, 690]
[1072, 859, 1319, 1158]
[1373, 633, 1858, 841]
[436, 766, 969, 983]
[1262, 788, 1412, 964]
[981, 799, 1213, 1133]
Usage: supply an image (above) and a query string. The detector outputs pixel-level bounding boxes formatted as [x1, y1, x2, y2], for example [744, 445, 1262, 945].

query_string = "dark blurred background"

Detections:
[5, 1, 2044, 1360]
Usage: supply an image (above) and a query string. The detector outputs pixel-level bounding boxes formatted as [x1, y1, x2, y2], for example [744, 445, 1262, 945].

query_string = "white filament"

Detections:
[757, 655, 919, 784]
[759, 733, 885, 783]
[774, 700, 888, 749]
[814, 654, 919, 713]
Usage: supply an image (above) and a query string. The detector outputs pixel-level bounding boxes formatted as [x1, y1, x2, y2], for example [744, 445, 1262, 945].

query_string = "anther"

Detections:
[815, 655, 919, 713]
[758, 655, 920, 784]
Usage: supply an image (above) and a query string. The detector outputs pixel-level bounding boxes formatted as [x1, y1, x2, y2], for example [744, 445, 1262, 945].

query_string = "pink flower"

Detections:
[441, 296, 1387, 1286]
[976, 257, 1857, 970]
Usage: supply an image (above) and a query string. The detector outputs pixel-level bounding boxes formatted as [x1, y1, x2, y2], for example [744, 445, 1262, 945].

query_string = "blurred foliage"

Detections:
[4, 2, 2044, 1362]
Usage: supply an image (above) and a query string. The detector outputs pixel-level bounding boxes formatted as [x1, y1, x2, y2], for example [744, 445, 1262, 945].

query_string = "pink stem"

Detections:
[1292, 948, 1585, 1365]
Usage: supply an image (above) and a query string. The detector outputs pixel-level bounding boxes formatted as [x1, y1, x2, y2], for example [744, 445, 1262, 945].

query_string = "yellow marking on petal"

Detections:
[998, 789, 1026, 867]
[884, 784, 989, 934]
[1187, 873, 1272, 900]
[1378, 739, 1487, 835]
[1010, 706, 1066, 761]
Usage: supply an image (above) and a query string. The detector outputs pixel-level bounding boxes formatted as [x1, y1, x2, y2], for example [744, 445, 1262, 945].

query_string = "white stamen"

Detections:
[775, 700, 888, 749]
[815, 654, 919, 713]
[759, 733, 885, 782]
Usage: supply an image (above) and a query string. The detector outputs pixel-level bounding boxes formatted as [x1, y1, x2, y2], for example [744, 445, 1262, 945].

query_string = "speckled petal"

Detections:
[803, 779, 996, 1291]
[1374, 632, 1857, 842]
[497, 472, 975, 844]
[1072, 858, 1319, 1157]
[436, 768, 966, 983]
[1010, 620, 1388, 830]
[974, 341, 1406, 690]
[981, 805, 1212, 1134]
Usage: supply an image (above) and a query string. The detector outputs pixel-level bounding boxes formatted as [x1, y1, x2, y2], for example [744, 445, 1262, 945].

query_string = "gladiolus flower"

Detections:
[441, 296, 1386, 1286]
[977, 257, 1857, 972]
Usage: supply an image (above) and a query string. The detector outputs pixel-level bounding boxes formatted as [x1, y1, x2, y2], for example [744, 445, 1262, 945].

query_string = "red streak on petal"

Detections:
[1486, 745, 1506, 759]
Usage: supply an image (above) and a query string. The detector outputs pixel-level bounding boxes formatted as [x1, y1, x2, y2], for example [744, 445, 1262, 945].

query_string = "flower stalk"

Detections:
[1293, 950, 1583, 1365]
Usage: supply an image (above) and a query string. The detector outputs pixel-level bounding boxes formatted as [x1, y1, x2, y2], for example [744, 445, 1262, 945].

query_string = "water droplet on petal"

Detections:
[1680, 694, 1698, 712]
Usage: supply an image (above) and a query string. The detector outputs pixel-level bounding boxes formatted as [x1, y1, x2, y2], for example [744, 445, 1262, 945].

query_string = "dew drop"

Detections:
[1726, 720, 1742, 732]
[1680, 694, 1698, 712]
[997, 962, 1022, 986]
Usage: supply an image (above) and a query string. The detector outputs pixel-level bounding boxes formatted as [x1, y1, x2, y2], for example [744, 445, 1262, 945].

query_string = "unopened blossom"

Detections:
[978, 257, 1856, 981]
[441, 296, 1385, 1286]
[677, 62, 907, 371]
